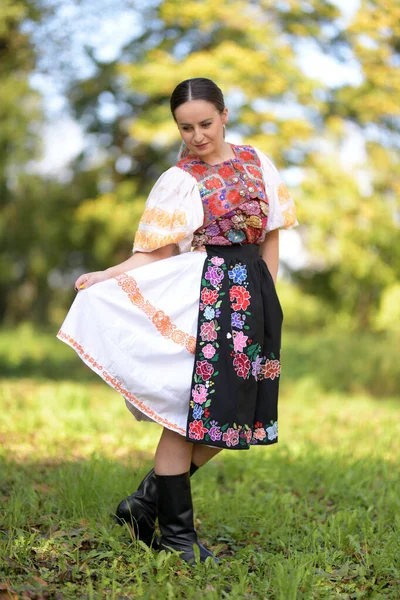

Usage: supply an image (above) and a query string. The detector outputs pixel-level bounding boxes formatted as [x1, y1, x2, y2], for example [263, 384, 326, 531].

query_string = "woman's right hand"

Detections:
[74, 271, 108, 292]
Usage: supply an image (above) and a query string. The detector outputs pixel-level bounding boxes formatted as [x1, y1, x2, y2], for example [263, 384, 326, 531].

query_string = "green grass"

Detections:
[0, 330, 400, 599]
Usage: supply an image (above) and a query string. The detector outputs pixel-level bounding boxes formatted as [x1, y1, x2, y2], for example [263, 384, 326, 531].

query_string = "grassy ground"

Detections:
[0, 330, 399, 599]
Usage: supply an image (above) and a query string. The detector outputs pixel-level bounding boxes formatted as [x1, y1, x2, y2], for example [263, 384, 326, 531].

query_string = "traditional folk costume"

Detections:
[57, 144, 297, 451]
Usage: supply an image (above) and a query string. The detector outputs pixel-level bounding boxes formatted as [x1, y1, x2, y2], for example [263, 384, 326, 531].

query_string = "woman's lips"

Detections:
[195, 143, 209, 149]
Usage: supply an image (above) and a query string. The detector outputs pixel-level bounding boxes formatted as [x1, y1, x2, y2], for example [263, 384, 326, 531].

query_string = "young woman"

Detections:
[57, 77, 298, 564]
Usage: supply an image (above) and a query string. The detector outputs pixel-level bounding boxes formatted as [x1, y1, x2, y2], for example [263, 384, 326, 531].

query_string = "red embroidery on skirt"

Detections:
[115, 273, 196, 354]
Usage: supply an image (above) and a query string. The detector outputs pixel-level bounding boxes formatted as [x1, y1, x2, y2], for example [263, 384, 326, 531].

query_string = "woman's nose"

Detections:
[192, 128, 204, 143]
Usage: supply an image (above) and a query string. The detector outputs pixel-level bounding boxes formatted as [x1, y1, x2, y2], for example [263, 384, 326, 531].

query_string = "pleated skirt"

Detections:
[57, 244, 283, 450]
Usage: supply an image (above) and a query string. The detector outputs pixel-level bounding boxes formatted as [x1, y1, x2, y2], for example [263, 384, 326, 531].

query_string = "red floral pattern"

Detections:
[195, 360, 214, 381]
[260, 359, 281, 380]
[230, 285, 251, 311]
[176, 144, 269, 248]
[189, 419, 209, 440]
[204, 177, 223, 190]
[201, 288, 219, 305]
[200, 321, 217, 342]
[233, 353, 251, 378]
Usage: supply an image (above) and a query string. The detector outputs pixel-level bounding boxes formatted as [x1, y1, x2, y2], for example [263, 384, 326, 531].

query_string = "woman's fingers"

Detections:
[74, 273, 91, 291]
[74, 271, 106, 291]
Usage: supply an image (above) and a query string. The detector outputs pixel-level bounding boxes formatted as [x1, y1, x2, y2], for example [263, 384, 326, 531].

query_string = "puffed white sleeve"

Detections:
[132, 166, 204, 254]
[254, 147, 298, 232]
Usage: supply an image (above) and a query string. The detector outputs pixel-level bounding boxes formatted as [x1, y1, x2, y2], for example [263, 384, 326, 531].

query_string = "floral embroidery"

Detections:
[134, 230, 186, 252]
[228, 264, 247, 285]
[211, 256, 224, 266]
[253, 426, 266, 441]
[188, 256, 226, 442]
[231, 214, 246, 228]
[227, 229, 246, 243]
[205, 266, 224, 287]
[177, 145, 270, 247]
[277, 182, 291, 205]
[218, 165, 235, 178]
[251, 356, 263, 377]
[231, 312, 245, 329]
[203, 306, 215, 320]
[266, 421, 278, 440]
[233, 353, 251, 378]
[228, 263, 281, 385]
[188, 251, 280, 449]
[192, 384, 208, 404]
[259, 358, 281, 380]
[230, 285, 251, 311]
[200, 321, 217, 342]
[252, 420, 278, 443]
[233, 331, 249, 353]
[195, 360, 214, 381]
[209, 421, 222, 441]
[201, 288, 218, 305]
[282, 205, 297, 228]
[115, 273, 196, 354]
[205, 223, 220, 237]
[204, 176, 223, 191]
[189, 419, 209, 440]
[192, 405, 204, 419]
[246, 215, 262, 228]
[140, 207, 187, 229]
[203, 343, 216, 358]
[222, 428, 240, 448]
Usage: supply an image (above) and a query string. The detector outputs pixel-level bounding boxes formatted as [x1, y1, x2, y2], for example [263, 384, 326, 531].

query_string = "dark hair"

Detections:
[170, 78, 225, 119]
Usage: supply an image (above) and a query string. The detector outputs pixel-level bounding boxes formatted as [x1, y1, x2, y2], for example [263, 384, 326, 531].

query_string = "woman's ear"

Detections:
[221, 107, 229, 126]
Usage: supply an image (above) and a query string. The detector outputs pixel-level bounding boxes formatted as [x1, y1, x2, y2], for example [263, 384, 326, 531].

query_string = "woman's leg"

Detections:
[191, 445, 222, 467]
[154, 427, 193, 475]
[154, 427, 217, 563]
[154, 428, 223, 473]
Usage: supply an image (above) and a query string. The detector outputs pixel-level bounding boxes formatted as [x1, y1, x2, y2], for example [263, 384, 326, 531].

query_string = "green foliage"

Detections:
[63, 0, 400, 329]
[374, 283, 400, 333]
[0, 0, 399, 330]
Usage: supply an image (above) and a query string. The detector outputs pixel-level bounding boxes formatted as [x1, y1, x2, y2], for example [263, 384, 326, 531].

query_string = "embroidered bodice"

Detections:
[177, 145, 270, 246]
[132, 144, 297, 255]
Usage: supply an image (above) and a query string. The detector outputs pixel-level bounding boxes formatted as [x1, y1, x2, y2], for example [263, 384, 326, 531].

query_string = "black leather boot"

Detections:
[112, 462, 199, 548]
[156, 471, 217, 564]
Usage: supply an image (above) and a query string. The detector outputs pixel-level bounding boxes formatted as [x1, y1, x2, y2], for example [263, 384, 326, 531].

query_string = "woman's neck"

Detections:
[196, 141, 235, 166]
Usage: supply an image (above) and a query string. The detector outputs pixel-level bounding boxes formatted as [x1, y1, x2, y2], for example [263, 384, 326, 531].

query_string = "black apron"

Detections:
[186, 243, 283, 450]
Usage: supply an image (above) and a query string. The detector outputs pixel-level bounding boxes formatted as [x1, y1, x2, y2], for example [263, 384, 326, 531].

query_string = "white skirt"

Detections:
[57, 251, 207, 435]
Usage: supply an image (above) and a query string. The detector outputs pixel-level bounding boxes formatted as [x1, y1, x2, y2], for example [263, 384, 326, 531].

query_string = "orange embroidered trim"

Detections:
[115, 273, 196, 354]
[56, 329, 186, 435]
[134, 229, 186, 251]
[282, 205, 297, 228]
[277, 182, 291, 205]
[140, 207, 188, 229]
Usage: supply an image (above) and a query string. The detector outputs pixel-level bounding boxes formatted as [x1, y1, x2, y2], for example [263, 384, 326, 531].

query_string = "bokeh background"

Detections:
[1, 0, 399, 395]
[1, 1, 399, 598]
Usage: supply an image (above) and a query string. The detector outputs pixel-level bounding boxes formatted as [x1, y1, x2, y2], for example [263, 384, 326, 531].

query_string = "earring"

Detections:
[223, 125, 226, 139]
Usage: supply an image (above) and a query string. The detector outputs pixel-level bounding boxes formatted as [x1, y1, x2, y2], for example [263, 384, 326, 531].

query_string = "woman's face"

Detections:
[174, 100, 228, 162]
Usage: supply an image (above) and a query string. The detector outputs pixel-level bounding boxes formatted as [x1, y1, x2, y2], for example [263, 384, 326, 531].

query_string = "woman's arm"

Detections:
[259, 230, 279, 284]
[74, 244, 177, 291]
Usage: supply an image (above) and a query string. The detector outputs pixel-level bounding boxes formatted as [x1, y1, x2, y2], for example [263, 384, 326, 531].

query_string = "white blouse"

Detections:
[133, 148, 298, 254]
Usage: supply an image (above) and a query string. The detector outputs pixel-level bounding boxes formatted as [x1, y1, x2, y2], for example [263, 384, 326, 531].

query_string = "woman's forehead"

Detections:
[175, 100, 219, 124]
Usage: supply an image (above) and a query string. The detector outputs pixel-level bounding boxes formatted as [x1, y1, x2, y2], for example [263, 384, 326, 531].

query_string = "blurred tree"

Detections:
[0, 0, 44, 322]
[295, 0, 400, 328]
[67, 0, 399, 329]
[1, 0, 399, 330]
